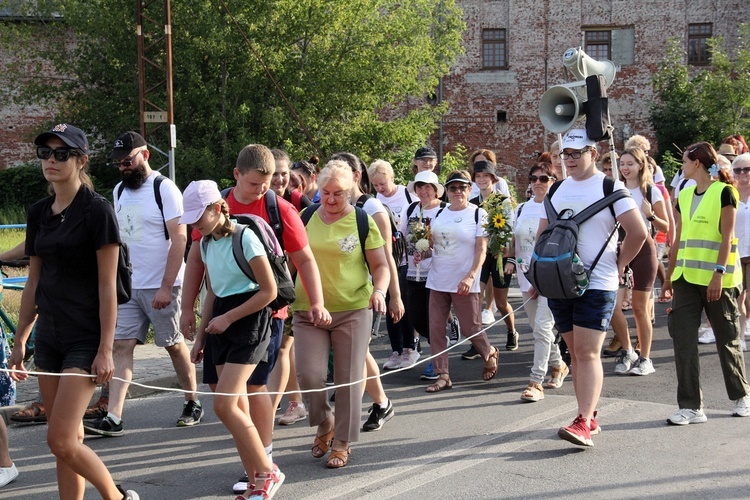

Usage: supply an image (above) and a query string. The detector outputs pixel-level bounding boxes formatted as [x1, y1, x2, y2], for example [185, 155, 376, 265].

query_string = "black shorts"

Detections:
[33, 313, 99, 373]
[480, 254, 513, 289]
[210, 292, 272, 367]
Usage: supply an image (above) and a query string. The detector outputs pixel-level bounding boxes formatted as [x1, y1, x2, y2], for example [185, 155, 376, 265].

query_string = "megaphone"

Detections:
[562, 47, 616, 89]
[538, 82, 586, 134]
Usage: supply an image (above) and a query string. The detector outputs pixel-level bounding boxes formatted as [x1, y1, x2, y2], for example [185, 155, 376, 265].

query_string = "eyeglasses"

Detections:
[733, 167, 750, 175]
[560, 149, 591, 160]
[529, 175, 551, 183]
[116, 151, 142, 168]
[37, 146, 78, 162]
[447, 184, 469, 192]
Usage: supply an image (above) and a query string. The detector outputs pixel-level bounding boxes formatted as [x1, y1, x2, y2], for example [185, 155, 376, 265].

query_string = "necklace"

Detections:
[58, 206, 69, 222]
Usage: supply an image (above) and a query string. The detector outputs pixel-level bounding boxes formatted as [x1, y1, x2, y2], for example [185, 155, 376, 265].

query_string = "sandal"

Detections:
[425, 374, 453, 393]
[520, 382, 544, 402]
[326, 448, 351, 469]
[10, 401, 47, 423]
[544, 363, 570, 389]
[621, 300, 632, 311]
[657, 290, 673, 303]
[482, 346, 499, 381]
[84, 396, 109, 420]
[311, 425, 335, 458]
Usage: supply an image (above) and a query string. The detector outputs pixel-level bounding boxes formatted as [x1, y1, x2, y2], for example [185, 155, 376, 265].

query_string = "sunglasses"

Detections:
[447, 184, 469, 192]
[529, 175, 551, 183]
[291, 161, 315, 175]
[37, 146, 78, 162]
[114, 151, 142, 168]
[734, 167, 750, 175]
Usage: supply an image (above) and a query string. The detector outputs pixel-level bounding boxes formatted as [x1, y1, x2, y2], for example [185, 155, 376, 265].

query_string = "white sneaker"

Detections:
[481, 309, 495, 325]
[698, 327, 715, 344]
[382, 352, 402, 370]
[398, 348, 420, 368]
[667, 408, 707, 425]
[0, 463, 18, 488]
[732, 395, 750, 417]
[629, 357, 655, 376]
[614, 350, 638, 375]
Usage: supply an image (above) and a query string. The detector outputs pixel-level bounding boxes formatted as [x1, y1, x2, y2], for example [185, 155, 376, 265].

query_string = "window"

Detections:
[585, 31, 611, 61]
[688, 23, 712, 65]
[482, 29, 507, 69]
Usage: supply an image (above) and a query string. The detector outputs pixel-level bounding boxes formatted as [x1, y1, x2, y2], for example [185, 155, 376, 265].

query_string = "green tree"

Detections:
[1, 0, 465, 188]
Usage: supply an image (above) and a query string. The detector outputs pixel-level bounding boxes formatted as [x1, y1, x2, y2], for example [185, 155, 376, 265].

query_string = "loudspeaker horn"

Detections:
[538, 82, 585, 134]
[562, 47, 616, 89]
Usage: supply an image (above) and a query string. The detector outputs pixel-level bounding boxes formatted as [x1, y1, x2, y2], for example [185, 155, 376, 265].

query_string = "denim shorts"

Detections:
[547, 289, 617, 333]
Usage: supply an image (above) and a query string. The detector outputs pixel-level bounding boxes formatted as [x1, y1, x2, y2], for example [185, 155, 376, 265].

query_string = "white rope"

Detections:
[1, 296, 533, 398]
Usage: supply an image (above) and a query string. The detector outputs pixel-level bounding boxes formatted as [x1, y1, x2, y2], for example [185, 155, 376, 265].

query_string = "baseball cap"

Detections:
[445, 171, 472, 186]
[109, 131, 147, 160]
[407, 170, 445, 198]
[414, 146, 437, 159]
[562, 129, 596, 150]
[180, 180, 222, 225]
[34, 123, 89, 154]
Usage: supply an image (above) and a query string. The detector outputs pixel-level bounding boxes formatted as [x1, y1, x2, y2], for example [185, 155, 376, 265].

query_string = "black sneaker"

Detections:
[461, 345, 481, 360]
[448, 317, 460, 345]
[83, 415, 123, 437]
[325, 371, 334, 386]
[362, 401, 394, 432]
[232, 472, 250, 494]
[506, 330, 519, 351]
[176, 400, 204, 427]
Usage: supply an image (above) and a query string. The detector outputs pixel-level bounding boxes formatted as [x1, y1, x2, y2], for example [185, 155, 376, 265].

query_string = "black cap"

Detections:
[471, 160, 499, 182]
[109, 131, 147, 160]
[34, 124, 89, 154]
[414, 146, 437, 159]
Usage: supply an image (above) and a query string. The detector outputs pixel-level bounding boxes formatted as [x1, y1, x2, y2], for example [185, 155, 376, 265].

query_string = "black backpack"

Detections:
[221, 188, 284, 250]
[300, 204, 370, 258]
[201, 215, 295, 310]
[523, 177, 629, 299]
[116, 242, 133, 304]
[356, 194, 407, 266]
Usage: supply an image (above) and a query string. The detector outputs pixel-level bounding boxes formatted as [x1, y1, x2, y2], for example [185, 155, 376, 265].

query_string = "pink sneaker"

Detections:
[589, 411, 601, 435]
[558, 415, 593, 447]
[245, 466, 285, 500]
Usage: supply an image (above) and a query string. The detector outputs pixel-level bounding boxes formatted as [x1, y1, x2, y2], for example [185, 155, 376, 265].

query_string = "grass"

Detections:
[1, 227, 28, 339]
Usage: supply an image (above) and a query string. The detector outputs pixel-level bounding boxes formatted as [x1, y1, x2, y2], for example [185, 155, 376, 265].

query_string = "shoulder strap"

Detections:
[573, 178, 628, 225]
[644, 183, 654, 205]
[220, 187, 232, 199]
[516, 202, 525, 219]
[116, 183, 125, 205]
[354, 206, 369, 258]
[405, 190, 413, 204]
[231, 224, 255, 281]
[406, 201, 421, 219]
[153, 175, 168, 239]
[474, 207, 479, 224]
[355, 194, 371, 208]
[300, 203, 319, 226]
[263, 190, 284, 249]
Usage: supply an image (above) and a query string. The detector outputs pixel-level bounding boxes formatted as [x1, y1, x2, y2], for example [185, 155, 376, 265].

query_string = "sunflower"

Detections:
[493, 214, 505, 229]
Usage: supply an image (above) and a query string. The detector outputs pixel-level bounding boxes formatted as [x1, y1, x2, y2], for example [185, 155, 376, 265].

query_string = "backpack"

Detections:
[643, 183, 658, 238]
[221, 188, 284, 250]
[523, 177, 629, 299]
[405, 201, 447, 220]
[300, 204, 370, 258]
[201, 215, 295, 310]
[116, 242, 133, 304]
[116, 175, 168, 239]
[356, 194, 407, 266]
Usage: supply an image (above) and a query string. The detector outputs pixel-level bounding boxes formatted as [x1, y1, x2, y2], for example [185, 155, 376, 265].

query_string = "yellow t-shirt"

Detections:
[294, 209, 385, 312]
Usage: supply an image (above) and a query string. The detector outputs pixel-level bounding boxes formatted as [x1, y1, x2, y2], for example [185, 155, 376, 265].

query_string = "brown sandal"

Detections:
[10, 401, 47, 423]
[326, 448, 351, 468]
[482, 346, 499, 381]
[311, 426, 335, 458]
[84, 396, 109, 420]
[425, 374, 453, 393]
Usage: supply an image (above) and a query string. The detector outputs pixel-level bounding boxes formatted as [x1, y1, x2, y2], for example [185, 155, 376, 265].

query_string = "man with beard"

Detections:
[84, 131, 202, 437]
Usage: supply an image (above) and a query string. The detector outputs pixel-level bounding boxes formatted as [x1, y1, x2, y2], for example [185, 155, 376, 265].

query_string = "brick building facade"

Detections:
[436, 0, 748, 188]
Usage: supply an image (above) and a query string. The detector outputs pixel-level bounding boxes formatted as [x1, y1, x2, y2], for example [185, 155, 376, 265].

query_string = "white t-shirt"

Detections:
[470, 177, 510, 200]
[114, 172, 185, 289]
[399, 201, 446, 281]
[654, 165, 665, 184]
[737, 198, 750, 258]
[628, 184, 664, 230]
[427, 204, 488, 293]
[513, 199, 545, 293]
[541, 172, 637, 291]
[376, 185, 414, 226]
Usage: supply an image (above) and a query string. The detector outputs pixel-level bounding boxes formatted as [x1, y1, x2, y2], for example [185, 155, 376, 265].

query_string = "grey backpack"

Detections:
[523, 177, 628, 299]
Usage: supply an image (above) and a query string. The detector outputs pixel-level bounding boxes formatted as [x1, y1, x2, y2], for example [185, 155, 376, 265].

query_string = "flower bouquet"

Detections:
[481, 193, 515, 283]
[407, 210, 432, 280]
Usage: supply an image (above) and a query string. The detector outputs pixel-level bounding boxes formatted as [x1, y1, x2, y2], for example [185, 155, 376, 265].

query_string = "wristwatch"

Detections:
[646, 214, 656, 221]
[715, 265, 726, 275]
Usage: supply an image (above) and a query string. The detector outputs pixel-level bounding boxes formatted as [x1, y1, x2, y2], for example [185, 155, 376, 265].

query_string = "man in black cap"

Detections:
[84, 131, 202, 437]
[413, 146, 438, 175]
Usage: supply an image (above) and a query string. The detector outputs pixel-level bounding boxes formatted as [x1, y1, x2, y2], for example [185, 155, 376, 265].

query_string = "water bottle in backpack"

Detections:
[571, 256, 589, 295]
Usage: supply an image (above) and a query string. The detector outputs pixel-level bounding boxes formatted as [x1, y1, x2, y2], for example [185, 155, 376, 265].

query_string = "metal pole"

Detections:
[164, 0, 175, 182]
[558, 132, 566, 178]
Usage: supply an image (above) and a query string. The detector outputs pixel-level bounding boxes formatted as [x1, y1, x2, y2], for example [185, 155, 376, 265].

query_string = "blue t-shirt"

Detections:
[201, 224, 266, 298]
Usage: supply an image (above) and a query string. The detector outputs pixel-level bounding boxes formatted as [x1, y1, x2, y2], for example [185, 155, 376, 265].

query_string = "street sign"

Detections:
[143, 111, 167, 123]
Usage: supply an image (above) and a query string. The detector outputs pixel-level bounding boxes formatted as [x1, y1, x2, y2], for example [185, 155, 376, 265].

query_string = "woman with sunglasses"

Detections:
[8, 124, 139, 499]
[425, 170, 499, 392]
[512, 164, 568, 402]
[733, 153, 750, 346]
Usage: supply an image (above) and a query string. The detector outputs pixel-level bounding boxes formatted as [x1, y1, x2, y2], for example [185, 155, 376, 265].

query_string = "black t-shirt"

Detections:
[26, 185, 121, 337]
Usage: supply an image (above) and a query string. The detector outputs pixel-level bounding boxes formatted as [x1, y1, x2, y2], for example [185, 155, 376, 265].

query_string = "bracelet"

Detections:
[715, 264, 727, 274]
[374, 289, 387, 299]
[506, 257, 517, 266]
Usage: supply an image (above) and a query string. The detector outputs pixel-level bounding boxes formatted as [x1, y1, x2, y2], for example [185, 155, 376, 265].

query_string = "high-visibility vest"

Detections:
[673, 182, 741, 288]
